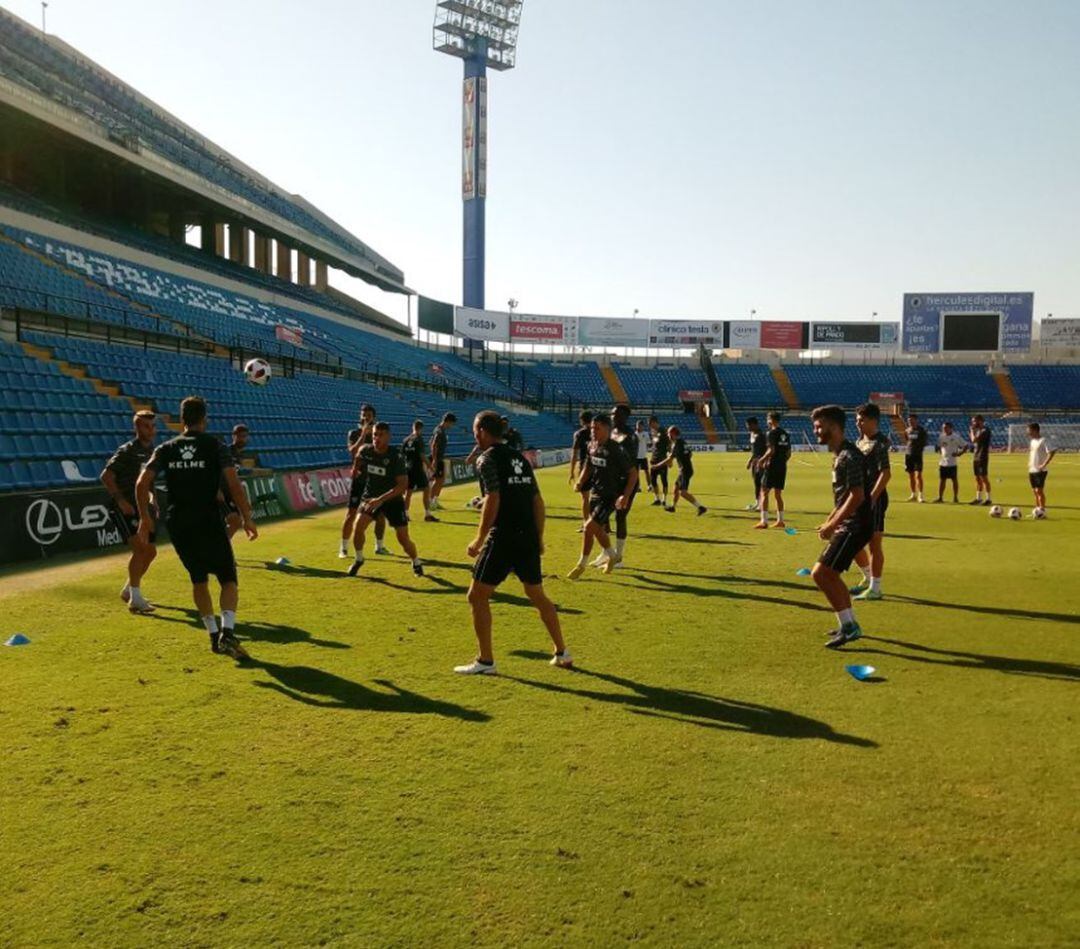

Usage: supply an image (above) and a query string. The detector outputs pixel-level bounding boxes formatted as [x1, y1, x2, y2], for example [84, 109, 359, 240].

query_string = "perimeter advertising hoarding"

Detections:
[510, 314, 578, 344]
[810, 322, 899, 350]
[647, 320, 724, 347]
[577, 317, 648, 347]
[724, 321, 809, 350]
[454, 306, 510, 343]
[1039, 318, 1080, 348]
[726, 320, 761, 349]
[902, 293, 1033, 353]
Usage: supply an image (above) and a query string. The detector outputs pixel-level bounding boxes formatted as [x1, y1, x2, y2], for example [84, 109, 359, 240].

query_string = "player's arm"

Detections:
[134, 465, 156, 543]
[617, 460, 639, 509]
[532, 491, 546, 555]
[758, 444, 774, 470]
[223, 467, 258, 540]
[468, 457, 501, 557]
[871, 446, 891, 501]
[574, 459, 593, 493]
[652, 449, 676, 470]
[100, 466, 135, 516]
[569, 442, 579, 481]
[1042, 449, 1057, 470]
[464, 445, 481, 466]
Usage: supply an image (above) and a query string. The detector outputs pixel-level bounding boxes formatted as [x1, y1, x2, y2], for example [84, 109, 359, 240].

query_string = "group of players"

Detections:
[98, 392, 1059, 668]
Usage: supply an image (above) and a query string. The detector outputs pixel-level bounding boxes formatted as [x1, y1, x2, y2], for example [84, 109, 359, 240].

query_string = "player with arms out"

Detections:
[402, 419, 437, 522]
[935, 421, 966, 503]
[218, 424, 249, 539]
[808, 405, 873, 649]
[455, 411, 572, 675]
[1027, 422, 1056, 515]
[651, 425, 706, 515]
[568, 410, 593, 530]
[904, 412, 928, 502]
[135, 397, 257, 658]
[339, 405, 389, 557]
[969, 415, 993, 506]
[347, 422, 423, 577]
[568, 413, 637, 578]
[849, 403, 891, 601]
[755, 411, 790, 529]
[648, 415, 671, 507]
[101, 409, 159, 614]
[745, 416, 766, 511]
[427, 412, 456, 511]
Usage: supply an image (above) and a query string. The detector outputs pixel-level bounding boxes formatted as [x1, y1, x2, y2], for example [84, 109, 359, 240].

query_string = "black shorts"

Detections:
[871, 492, 889, 533]
[904, 455, 924, 474]
[636, 459, 649, 473]
[677, 468, 693, 492]
[472, 534, 542, 587]
[818, 522, 874, 574]
[939, 465, 958, 481]
[588, 496, 617, 530]
[408, 468, 429, 491]
[973, 459, 989, 478]
[168, 515, 236, 585]
[348, 474, 367, 510]
[110, 504, 156, 544]
[364, 497, 409, 529]
[1029, 471, 1048, 489]
[762, 466, 787, 491]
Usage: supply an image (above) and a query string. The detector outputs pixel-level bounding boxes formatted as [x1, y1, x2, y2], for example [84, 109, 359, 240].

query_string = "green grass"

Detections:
[2, 454, 1078, 947]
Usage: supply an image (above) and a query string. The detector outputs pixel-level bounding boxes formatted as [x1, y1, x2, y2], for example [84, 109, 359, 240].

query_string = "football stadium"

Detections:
[1, 3, 1078, 946]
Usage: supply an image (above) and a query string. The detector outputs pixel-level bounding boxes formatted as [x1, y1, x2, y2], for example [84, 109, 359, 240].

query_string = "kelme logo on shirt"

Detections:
[181, 445, 196, 461]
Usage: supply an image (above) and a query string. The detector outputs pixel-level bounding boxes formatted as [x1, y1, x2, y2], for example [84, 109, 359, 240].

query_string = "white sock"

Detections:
[339, 538, 348, 553]
[776, 510, 784, 523]
[129, 586, 141, 600]
[839, 608, 854, 626]
[759, 511, 768, 524]
[202, 615, 219, 634]
[602, 546, 614, 560]
[859, 565, 871, 582]
[615, 538, 626, 556]
[869, 577, 882, 594]
[221, 610, 236, 630]
[412, 557, 421, 566]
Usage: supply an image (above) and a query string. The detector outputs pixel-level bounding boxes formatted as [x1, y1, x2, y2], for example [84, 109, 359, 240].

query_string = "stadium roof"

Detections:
[0, 7, 408, 294]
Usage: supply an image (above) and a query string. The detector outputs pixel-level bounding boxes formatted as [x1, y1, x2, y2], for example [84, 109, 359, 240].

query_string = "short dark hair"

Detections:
[413, 419, 424, 430]
[361, 404, 375, 414]
[908, 412, 919, 420]
[767, 411, 781, 423]
[374, 421, 390, 434]
[233, 424, 249, 434]
[856, 403, 880, 420]
[669, 425, 681, 437]
[592, 413, 612, 429]
[579, 410, 593, 424]
[745, 416, 759, 427]
[442, 413, 457, 424]
[648, 415, 659, 424]
[810, 404, 845, 428]
[180, 396, 207, 426]
[1029, 422, 1040, 434]
[612, 403, 630, 418]
[973, 414, 984, 423]
[133, 409, 155, 422]
[475, 411, 504, 437]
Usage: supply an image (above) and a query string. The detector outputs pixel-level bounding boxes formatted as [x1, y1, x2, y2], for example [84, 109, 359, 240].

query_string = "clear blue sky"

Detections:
[4, 0, 1078, 326]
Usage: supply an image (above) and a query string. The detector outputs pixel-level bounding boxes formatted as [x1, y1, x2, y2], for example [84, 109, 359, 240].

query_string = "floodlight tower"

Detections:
[433, 0, 523, 310]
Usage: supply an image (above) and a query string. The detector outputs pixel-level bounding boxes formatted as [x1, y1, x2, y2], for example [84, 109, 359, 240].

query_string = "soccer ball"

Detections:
[243, 358, 272, 386]
[1032, 507, 1046, 520]
[1008, 507, 1022, 520]
[465, 496, 484, 511]
[989, 505, 1003, 518]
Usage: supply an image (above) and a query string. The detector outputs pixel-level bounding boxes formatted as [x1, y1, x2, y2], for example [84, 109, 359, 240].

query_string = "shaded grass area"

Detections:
[1, 455, 1078, 946]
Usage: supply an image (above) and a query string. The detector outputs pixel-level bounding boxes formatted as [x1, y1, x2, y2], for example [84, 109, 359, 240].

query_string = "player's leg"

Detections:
[192, 580, 218, 649]
[463, 581, 496, 667]
[613, 508, 629, 563]
[126, 533, 157, 613]
[814, 531, 865, 647]
[669, 482, 681, 511]
[851, 547, 872, 594]
[374, 513, 389, 553]
[936, 471, 945, 502]
[523, 582, 570, 664]
[757, 487, 771, 528]
[394, 525, 423, 575]
[951, 471, 959, 502]
[659, 466, 669, 506]
[340, 503, 358, 557]
[772, 488, 785, 527]
[348, 512, 374, 575]
[915, 466, 924, 501]
[907, 462, 917, 500]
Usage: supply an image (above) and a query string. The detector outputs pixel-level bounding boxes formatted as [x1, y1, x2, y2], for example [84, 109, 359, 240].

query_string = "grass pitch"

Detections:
[2, 454, 1078, 947]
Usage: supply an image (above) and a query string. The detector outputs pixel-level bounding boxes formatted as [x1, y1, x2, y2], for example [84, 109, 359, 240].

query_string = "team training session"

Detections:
[0, 2, 1077, 946]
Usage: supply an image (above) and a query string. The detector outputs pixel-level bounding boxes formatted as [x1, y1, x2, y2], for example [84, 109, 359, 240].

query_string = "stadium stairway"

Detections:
[699, 412, 719, 444]
[770, 366, 801, 409]
[601, 364, 630, 404]
[991, 369, 1023, 412]
[18, 338, 182, 432]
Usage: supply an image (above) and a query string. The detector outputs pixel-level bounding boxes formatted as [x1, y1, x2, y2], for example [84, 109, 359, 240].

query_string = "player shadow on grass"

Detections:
[149, 605, 350, 649]
[849, 637, 1080, 682]
[249, 661, 490, 721]
[885, 594, 1080, 626]
[635, 533, 750, 547]
[506, 652, 876, 747]
[622, 573, 829, 613]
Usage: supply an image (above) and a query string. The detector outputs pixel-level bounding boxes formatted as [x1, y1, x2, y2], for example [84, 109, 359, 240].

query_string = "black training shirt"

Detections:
[973, 427, 991, 462]
[857, 431, 891, 486]
[749, 431, 766, 459]
[650, 429, 671, 463]
[104, 438, 155, 505]
[672, 437, 694, 473]
[587, 438, 632, 500]
[572, 426, 590, 463]
[905, 425, 928, 457]
[766, 427, 791, 467]
[146, 432, 233, 518]
[831, 439, 873, 530]
[430, 426, 448, 463]
[476, 443, 539, 544]
[357, 444, 406, 499]
[611, 423, 639, 466]
[402, 433, 426, 472]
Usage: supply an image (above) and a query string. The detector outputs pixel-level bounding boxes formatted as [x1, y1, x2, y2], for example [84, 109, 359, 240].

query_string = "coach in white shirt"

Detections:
[935, 422, 967, 503]
[1027, 421, 1057, 513]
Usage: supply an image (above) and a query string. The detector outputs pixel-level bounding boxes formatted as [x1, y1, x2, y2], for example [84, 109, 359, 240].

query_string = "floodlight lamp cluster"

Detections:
[433, 0, 523, 71]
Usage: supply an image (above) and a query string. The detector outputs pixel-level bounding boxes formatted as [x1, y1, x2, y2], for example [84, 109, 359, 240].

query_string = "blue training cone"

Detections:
[784, 527, 798, 536]
[274, 557, 291, 566]
[795, 567, 812, 577]
[845, 664, 876, 681]
[5, 633, 30, 646]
